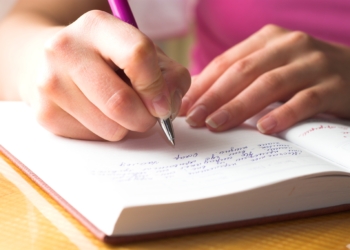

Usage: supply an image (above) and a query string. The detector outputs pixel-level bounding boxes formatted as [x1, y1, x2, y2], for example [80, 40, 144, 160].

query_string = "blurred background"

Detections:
[156, 30, 193, 69]
[0, 0, 194, 68]
[129, 0, 196, 69]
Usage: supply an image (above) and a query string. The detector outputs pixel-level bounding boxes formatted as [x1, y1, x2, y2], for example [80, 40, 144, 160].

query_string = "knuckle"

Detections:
[231, 58, 253, 76]
[210, 55, 230, 71]
[44, 30, 72, 56]
[129, 36, 155, 64]
[35, 104, 59, 132]
[125, 37, 161, 92]
[258, 72, 283, 92]
[139, 74, 163, 94]
[77, 10, 108, 29]
[227, 98, 248, 122]
[260, 24, 283, 35]
[298, 89, 322, 105]
[262, 24, 278, 32]
[37, 69, 61, 98]
[228, 98, 248, 117]
[287, 31, 312, 45]
[205, 91, 224, 105]
[255, 24, 286, 45]
[332, 75, 346, 87]
[105, 89, 134, 117]
[309, 51, 328, 68]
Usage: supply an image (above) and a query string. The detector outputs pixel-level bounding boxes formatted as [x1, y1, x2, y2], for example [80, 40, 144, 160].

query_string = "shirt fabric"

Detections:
[1, 0, 349, 75]
[190, 0, 350, 74]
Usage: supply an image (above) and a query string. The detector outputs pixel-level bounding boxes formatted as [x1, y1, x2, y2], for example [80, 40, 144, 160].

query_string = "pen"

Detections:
[107, 0, 175, 146]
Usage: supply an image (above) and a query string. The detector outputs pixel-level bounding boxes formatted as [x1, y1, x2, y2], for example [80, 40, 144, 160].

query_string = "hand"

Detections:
[179, 24, 350, 134]
[24, 10, 190, 141]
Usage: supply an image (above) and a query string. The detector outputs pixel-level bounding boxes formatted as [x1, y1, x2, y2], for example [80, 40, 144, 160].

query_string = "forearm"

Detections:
[0, 11, 60, 100]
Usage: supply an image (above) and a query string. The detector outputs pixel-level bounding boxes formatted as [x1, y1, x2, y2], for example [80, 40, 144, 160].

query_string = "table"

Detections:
[1, 153, 350, 250]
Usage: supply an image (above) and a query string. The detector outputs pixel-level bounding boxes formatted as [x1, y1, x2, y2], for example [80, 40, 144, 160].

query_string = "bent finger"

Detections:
[182, 24, 288, 111]
[39, 75, 129, 141]
[72, 10, 171, 118]
[68, 53, 156, 132]
[34, 101, 103, 140]
[157, 51, 191, 119]
[205, 57, 323, 131]
[257, 83, 334, 134]
[185, 42, 296, 127]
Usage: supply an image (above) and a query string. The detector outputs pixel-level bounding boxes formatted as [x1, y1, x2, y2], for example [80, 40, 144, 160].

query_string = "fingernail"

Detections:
[171, 90, 182, 120]
[152, 94, 171, 119]
[206, 110, 229, 129]
[186, 105, 207, 127]
[257, 116, 277, 133]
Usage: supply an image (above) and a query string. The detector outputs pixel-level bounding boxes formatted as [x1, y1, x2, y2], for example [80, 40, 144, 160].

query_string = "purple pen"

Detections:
[107, 0, 138, 27]
[107, 0, 175, 146]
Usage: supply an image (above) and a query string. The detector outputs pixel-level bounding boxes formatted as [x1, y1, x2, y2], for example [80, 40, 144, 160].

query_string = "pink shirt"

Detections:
[190, 0, 350, 74]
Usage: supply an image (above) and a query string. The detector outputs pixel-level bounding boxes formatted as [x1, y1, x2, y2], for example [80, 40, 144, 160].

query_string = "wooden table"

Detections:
[1, 153, 350, 250]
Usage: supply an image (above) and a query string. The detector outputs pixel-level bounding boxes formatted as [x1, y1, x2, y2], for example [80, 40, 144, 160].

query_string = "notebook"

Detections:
[1, 101, 350, 243]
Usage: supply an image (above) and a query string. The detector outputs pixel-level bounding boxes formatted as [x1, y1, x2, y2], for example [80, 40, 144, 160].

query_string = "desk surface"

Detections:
[1, 153, 350, 250]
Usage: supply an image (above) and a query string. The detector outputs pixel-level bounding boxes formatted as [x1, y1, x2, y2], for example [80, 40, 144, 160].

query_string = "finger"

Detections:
[182, 25, 287, 111]
[45, 30, 156, 132]
[256, 78, 340, 134]
[68, 53, 157, 132]
[185, 42, 293, 127]
[38, 73, 129, 141]
[34, 100, 102, 140]
[72, 10, 171, 119]
[179, 75, 197, 116]
[205, 56, 324, 132]
[156, 50, 191, 119]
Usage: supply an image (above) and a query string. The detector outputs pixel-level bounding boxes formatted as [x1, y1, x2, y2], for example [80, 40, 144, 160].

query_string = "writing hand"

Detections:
[26, 10, 190, 141]
[179, 25, 350, 134]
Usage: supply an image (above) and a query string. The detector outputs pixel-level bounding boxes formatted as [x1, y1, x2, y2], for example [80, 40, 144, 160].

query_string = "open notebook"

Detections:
[0, 101, 350, 243]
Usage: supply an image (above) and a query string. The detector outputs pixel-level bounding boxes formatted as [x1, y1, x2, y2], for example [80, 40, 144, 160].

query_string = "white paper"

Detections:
[279, 118, 350, 170]
[0, 102, 347, 235]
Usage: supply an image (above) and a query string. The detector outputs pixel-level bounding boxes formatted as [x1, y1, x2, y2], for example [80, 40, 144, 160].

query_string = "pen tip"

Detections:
[158, 118, 175, 146]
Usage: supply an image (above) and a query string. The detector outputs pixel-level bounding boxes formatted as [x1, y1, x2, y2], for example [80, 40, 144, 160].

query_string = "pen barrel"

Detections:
[108, 0, 138, 28]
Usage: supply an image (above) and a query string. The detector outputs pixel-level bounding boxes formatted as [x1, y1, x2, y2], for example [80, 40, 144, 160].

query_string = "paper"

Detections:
[280, 118, 350, 170]
[0, 102, 346, 235]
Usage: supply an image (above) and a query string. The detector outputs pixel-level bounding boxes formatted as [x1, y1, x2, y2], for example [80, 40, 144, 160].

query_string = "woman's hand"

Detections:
[24, 10, 190, 141]
[179, 24, 350, 134]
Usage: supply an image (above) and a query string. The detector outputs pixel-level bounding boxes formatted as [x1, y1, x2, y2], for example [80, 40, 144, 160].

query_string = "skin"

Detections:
[1, 1, 350, 139]
[0, 0, 190, 141]
[179, 25, 350, 134]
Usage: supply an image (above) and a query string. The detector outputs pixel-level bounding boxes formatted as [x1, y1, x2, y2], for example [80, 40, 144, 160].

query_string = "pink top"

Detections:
[190, 0, 350, 74]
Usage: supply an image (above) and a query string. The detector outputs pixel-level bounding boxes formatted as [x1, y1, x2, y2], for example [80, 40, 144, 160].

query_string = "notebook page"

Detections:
[0, 102, 345, 235]
[279, 118, 350, 171]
